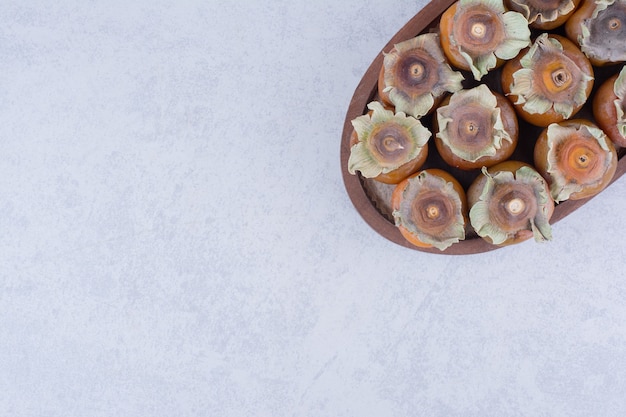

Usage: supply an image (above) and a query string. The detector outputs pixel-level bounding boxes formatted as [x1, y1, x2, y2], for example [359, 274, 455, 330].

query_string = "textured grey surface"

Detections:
[2, 1, 626, 416]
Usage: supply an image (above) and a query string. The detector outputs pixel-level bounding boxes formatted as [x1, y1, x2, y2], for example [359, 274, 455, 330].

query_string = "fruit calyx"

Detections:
[451, 0, 531, 80]
[613, 66, 626, 137]
[509, 0, 576, 27]
[470, 165, 553, 244]
[436, 84, 513, 162]
[348, 102, 431, 178]
[579, 0, 626, 64]
[382, 33, 464, 118]
[393, 171, 466, 250]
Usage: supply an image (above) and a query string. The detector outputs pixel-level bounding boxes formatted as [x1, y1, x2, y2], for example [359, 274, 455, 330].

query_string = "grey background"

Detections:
[2, 0, 626, 416]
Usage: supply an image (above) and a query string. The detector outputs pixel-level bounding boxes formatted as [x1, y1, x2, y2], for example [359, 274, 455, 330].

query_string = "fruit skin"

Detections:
[433, 90, 519, 170]
[467, 161, 555, 246]
[349, 128, 429, 184]
[376, 145, 429, 184]
[500, 34, 594, 127]
[533, 119, 618, 200]
[593, 72, 626, 147]
[440, 2, 476, 73]
[391, 169, 467, 249]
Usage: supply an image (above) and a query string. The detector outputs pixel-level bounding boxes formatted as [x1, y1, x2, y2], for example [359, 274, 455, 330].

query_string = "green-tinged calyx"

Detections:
[383, 33, 464, 118]
[614, 66, 626, 137]
[452, 0, 531, 80]
[436, 84, 512, 162]
[392, 171, 465, 250]
[580, 0, 626, 63]
[510, 34, 593, 118]
[509, 0, 575, 25]
[470, 166, 552, 244]
[544, 122, 612, 202]
[348, 102, 431, 178]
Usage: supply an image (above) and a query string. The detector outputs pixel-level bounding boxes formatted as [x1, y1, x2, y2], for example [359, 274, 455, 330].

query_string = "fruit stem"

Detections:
[426, 204, 440, 219]
[471, 22, 487, 39]
[506, 197, 525, 215]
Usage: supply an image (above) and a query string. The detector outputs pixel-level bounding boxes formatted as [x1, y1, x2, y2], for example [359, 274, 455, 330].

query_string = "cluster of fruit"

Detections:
[347, 0, 626, 250]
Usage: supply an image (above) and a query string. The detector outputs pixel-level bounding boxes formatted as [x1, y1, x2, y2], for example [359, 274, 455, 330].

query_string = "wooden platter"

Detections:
[340, 0, 626, 255]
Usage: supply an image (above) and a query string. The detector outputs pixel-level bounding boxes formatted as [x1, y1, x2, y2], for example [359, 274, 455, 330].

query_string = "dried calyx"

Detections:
[451, 0, 530, 80]
[579, 0, 626, 64]
[382, 33, 464, 118]
[348, 102, 431, 178]
[508, 0, 576, 28]
[614, 66, 626, 136]
[470, 166, 553, 245]
[436, 85, 512, 162]
[543, 122, 614, 202]
[510, 34, 593, 119]
[393, 171, 466, 250]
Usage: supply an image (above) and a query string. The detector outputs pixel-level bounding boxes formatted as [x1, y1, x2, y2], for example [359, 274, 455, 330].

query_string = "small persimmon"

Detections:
[439, 0, 531, 80]
[565, 0, 626, 66]
[348, 102, 431, 184]
[434, 84, 518, 170]
[533, 119, 618, 201]
[592, 66, 626, 147]
[391, 169, 467, 250]
[501, 33, 594, 127]
[467, 161, 554, 246]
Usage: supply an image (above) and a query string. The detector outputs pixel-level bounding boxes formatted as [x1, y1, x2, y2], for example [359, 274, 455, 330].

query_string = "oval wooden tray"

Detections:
[340, 0, 626, 255]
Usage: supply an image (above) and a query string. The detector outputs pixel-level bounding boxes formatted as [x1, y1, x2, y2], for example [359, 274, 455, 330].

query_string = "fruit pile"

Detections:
[347, 0, 626, 250]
